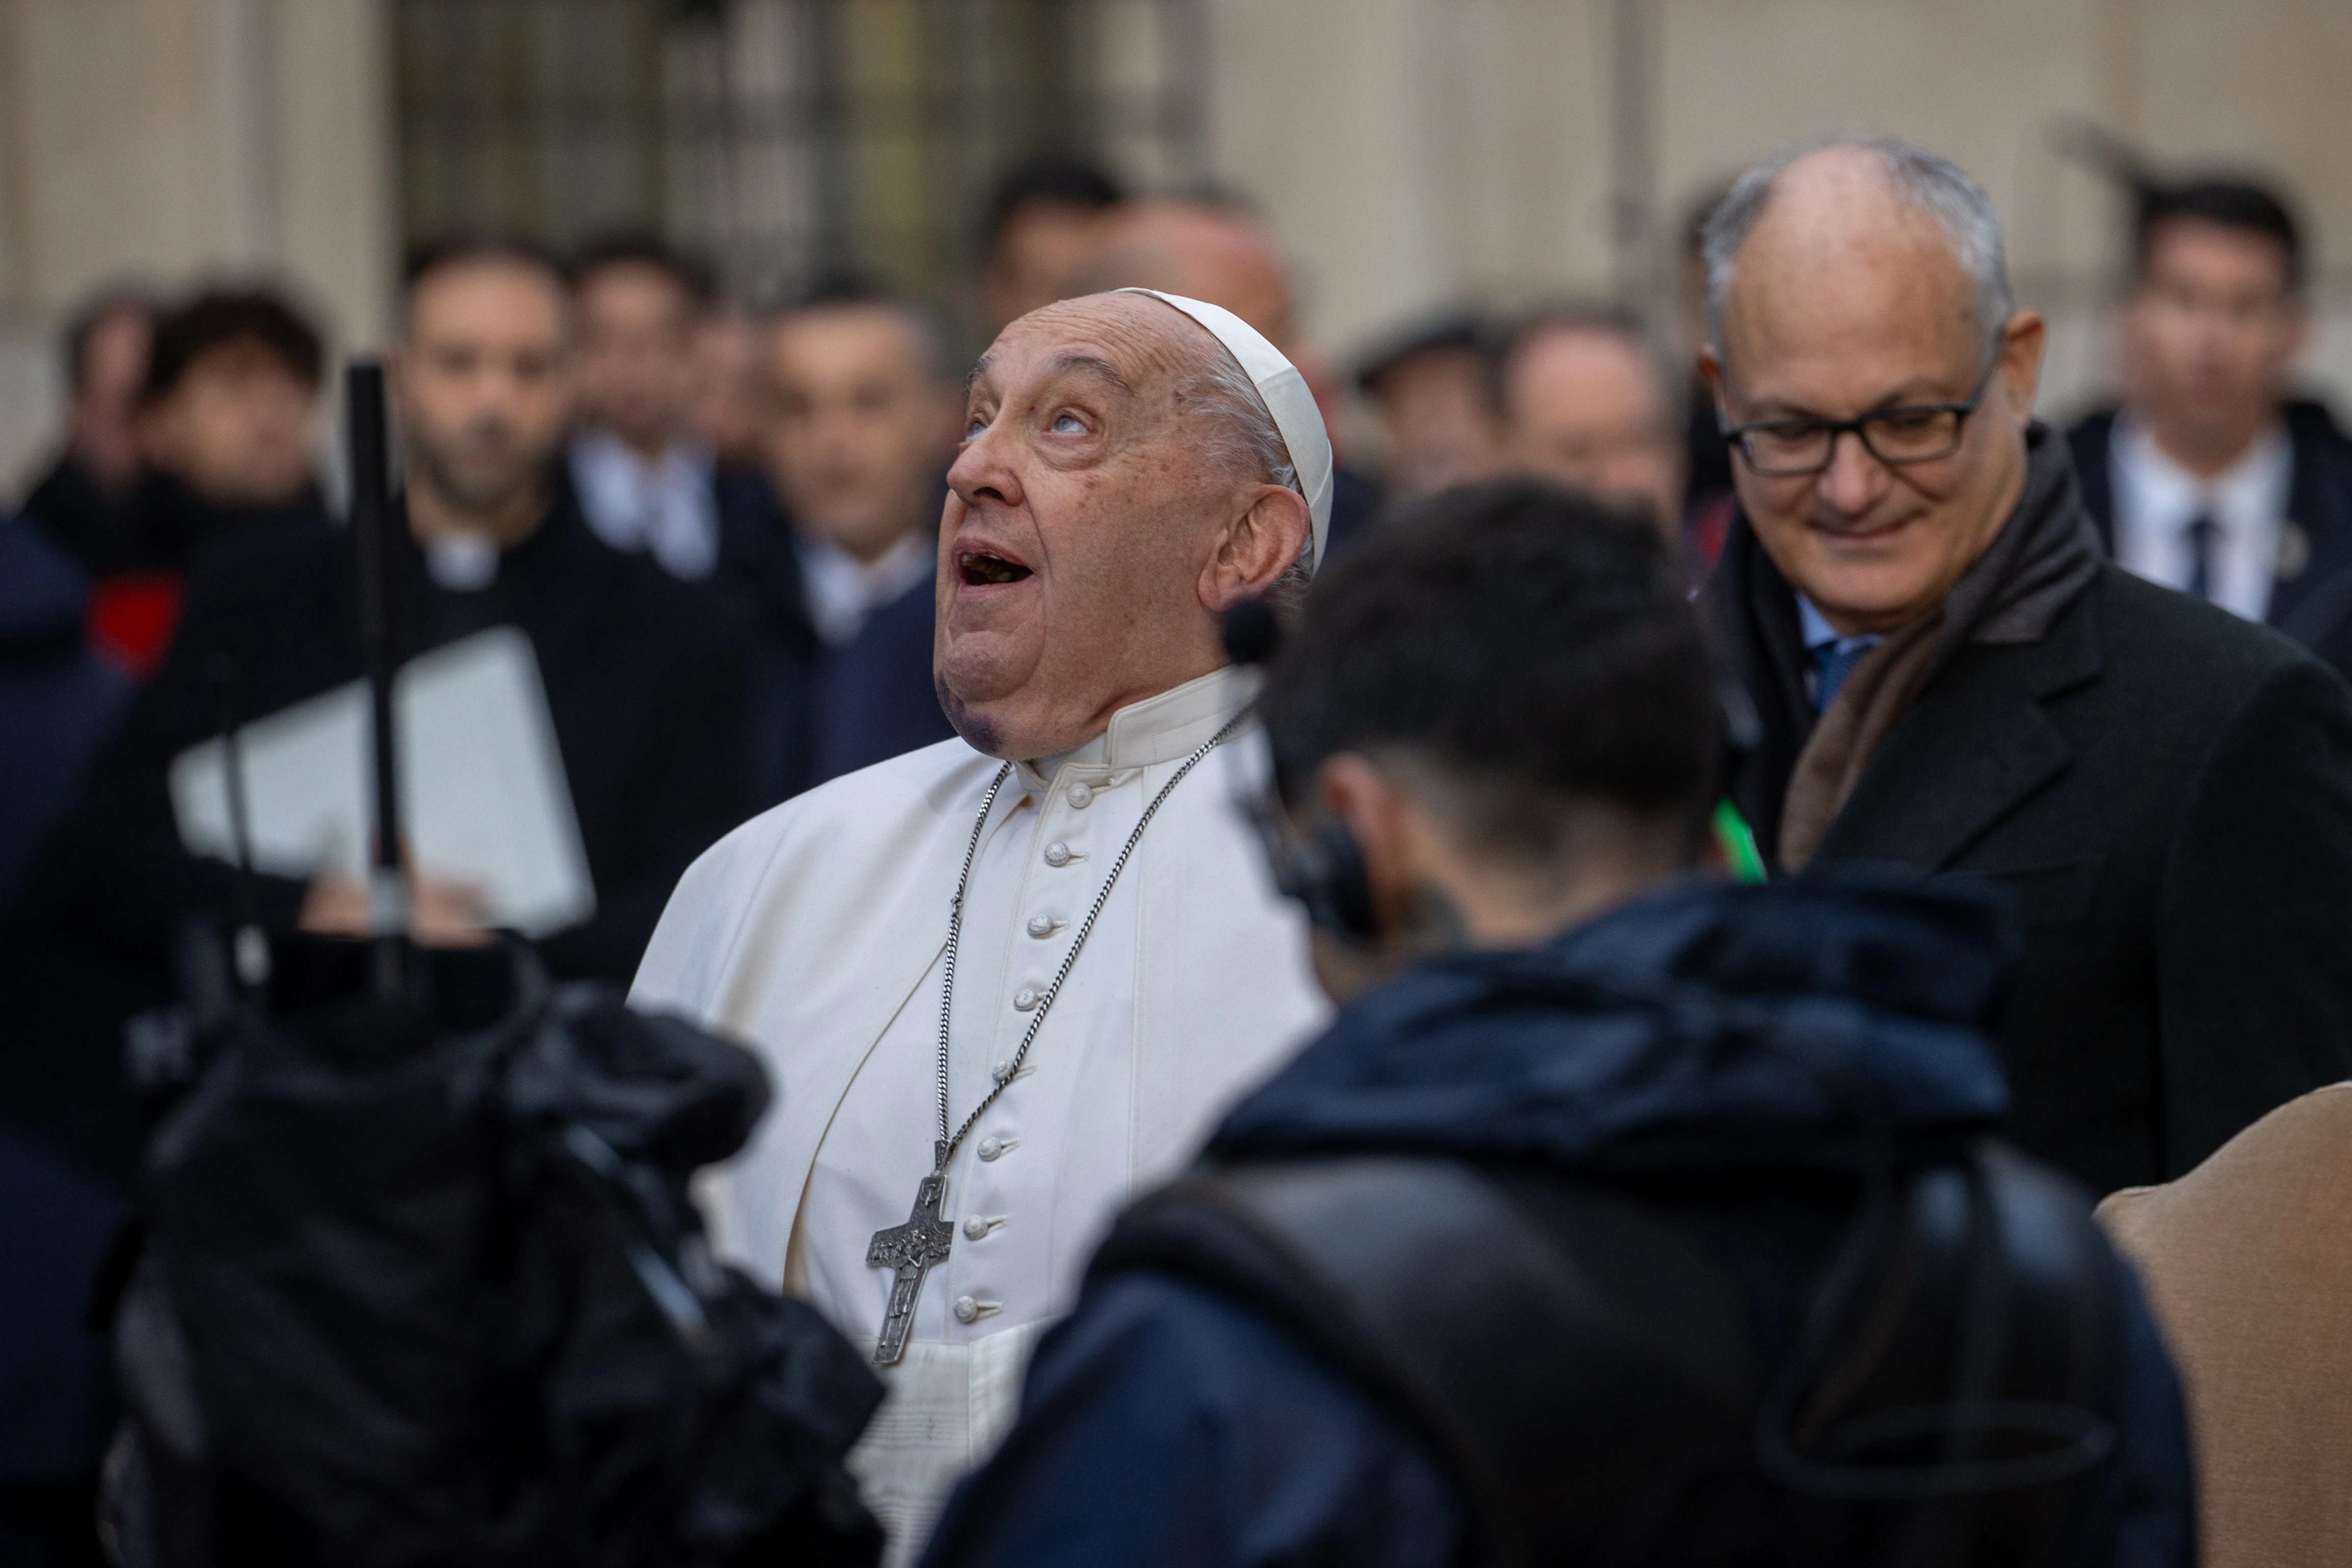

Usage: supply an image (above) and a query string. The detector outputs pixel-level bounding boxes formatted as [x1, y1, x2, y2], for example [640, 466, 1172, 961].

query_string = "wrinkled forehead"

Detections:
[966, 292, 1202, 406]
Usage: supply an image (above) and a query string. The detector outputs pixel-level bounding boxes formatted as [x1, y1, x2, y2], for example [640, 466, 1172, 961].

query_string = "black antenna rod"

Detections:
[346, 359, 407, 997]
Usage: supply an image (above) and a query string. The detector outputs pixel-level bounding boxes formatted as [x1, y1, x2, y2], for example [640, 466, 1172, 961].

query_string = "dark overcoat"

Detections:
[1709, 482, 2352, 1192]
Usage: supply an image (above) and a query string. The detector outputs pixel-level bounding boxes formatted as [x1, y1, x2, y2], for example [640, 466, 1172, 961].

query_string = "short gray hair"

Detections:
[1702, 132, 2015, 360]
[1178, 342, 1316, 606]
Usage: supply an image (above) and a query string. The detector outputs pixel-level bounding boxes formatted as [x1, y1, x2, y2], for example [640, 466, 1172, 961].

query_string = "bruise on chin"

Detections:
[937, 674, 1001, 756]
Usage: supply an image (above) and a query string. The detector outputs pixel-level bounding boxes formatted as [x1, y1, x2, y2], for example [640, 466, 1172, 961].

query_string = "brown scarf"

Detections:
[1778, 427, 2103, 868]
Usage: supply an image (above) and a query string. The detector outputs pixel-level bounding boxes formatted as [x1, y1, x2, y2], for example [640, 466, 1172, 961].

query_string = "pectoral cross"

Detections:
[867, 1167, 954, 1366]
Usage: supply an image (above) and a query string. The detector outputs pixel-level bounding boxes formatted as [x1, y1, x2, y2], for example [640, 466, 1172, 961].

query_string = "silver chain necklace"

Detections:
[863, 713, 1244, 1365]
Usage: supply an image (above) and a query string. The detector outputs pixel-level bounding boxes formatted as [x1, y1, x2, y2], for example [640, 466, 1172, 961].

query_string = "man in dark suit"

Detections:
[2068, 178, 2352, 678]
[718, 282, 959, 806]
[1698, 135, 2352, 1195]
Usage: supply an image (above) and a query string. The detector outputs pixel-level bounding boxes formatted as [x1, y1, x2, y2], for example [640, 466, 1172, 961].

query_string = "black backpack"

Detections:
[1092, 1141, 2125, 1568]
[100, 930, 883, 1568]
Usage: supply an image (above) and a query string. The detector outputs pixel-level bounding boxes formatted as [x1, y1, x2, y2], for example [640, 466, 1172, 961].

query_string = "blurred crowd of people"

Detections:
[5, 131, 2352, 1568]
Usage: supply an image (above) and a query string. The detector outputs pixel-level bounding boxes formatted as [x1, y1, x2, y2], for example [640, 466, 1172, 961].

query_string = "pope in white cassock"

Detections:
[630, 287, 1334, 1555]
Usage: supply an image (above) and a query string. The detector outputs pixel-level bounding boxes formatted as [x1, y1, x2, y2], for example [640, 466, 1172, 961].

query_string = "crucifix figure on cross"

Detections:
[866, 1169, 955, 1366]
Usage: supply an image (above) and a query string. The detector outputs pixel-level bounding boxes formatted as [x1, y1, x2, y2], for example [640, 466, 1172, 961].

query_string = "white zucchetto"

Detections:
[1118, 287, 1335, 570]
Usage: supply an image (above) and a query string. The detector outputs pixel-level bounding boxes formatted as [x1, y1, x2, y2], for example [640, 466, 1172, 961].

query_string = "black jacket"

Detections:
[713, 470, 953, 808]
[1707, 476, 2352, 1193]
[2069, 401, 2352, 677]
[922, 878, 2193, 1568]
[29, 472, 756, 986]
[20, 454, 133, 579]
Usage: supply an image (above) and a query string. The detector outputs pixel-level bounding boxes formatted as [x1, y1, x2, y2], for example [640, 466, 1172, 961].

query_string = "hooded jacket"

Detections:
[919, 876, 2192, 1568]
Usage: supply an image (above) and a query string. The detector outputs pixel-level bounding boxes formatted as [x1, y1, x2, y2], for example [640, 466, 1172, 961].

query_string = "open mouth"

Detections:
[959, 550, 1034, 587]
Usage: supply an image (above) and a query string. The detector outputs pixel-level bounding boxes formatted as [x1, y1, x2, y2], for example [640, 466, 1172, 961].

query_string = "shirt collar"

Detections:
[1796, 594, 1881, 656]
[2114, 414, 2292, 537]
[572, 424, 711, 488]
[795, 529, 934, 646]
[1015, 663, 1262, 787]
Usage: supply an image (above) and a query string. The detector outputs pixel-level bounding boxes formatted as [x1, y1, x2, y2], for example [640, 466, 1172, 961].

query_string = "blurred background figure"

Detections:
[721, 281, 959, 806]
[1349, 313, 1505, 501]
[972, 152, 1126, 341]
[98, 288, 329, 676]
[23, 232, 755, 1055]
[0, 519, 125, 1568]
[0, 520, 124, 915]
[691, 303, 764, 477]
[1492, 304, 1688, 555]
[2068, 177, 2352, 675]
[19, 291, 155, 582]
[1675, 184, 1740, 568]
[568, 235, 724, 581]
[1088, 194, 1380, 554]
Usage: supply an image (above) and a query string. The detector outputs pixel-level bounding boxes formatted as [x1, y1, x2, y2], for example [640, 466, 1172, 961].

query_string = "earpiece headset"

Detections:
[1271, 818, 1381, 944]
[1224, 599, 1384, 945]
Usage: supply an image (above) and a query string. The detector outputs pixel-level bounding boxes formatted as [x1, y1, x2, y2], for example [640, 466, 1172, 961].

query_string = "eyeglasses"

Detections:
[1720, 362, 1998, 477]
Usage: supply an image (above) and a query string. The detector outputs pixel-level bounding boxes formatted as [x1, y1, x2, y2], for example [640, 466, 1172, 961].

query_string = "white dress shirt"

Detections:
[2110, 416, 2294, 622]
[567, 427, 721, 580]
[796, 530, 935, 646]
[629, 664, 1327, 1560]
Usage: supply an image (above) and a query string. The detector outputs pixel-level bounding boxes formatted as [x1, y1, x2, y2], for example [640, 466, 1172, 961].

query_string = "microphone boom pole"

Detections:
[345, 359, 409, 999]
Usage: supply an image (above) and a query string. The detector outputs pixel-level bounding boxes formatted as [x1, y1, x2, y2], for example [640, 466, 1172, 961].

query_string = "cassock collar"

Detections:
[1015, 663, 1261, 788]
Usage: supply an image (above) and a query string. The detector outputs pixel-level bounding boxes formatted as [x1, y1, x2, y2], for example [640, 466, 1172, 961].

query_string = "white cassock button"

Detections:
[1067, 783, 1094, 809]
[1013, 987, 1040, 1011]
[1026, 914, 1055, 938]
[978, 1135, 1014, 1161]
[1043, 841, 1072, 867]
[954, 1294, 980, 1323]
[963, 1214, 999, 1241]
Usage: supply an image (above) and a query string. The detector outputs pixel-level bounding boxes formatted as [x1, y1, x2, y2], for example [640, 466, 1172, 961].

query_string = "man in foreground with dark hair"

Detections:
[918, 479, 2192, 1568]
[2067, 175, 2352, 674]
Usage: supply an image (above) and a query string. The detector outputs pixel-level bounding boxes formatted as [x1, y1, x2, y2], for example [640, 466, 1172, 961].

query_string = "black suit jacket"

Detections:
[2069, 402, 2352, 676]
[1732, 556, 2352, 1193]
[713, 469, 952, 808]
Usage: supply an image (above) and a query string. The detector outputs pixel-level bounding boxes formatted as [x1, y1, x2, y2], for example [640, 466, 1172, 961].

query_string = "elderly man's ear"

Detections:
[1200, 484, 1312, 610]
[1994, 309, 2048, 430]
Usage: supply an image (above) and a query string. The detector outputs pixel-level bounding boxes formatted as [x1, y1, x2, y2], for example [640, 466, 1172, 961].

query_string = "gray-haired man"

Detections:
[1699, 134, 2352, 1195]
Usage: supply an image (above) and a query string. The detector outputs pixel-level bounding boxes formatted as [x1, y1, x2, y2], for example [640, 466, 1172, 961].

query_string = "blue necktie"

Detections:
[1814, 641, 1872, 714]
[2184, 514, 2219, 602]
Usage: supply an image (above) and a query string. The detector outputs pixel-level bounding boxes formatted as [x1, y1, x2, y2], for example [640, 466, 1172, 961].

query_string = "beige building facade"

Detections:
[0, 0, 2344, 494]
[0, 0, 393, 491]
